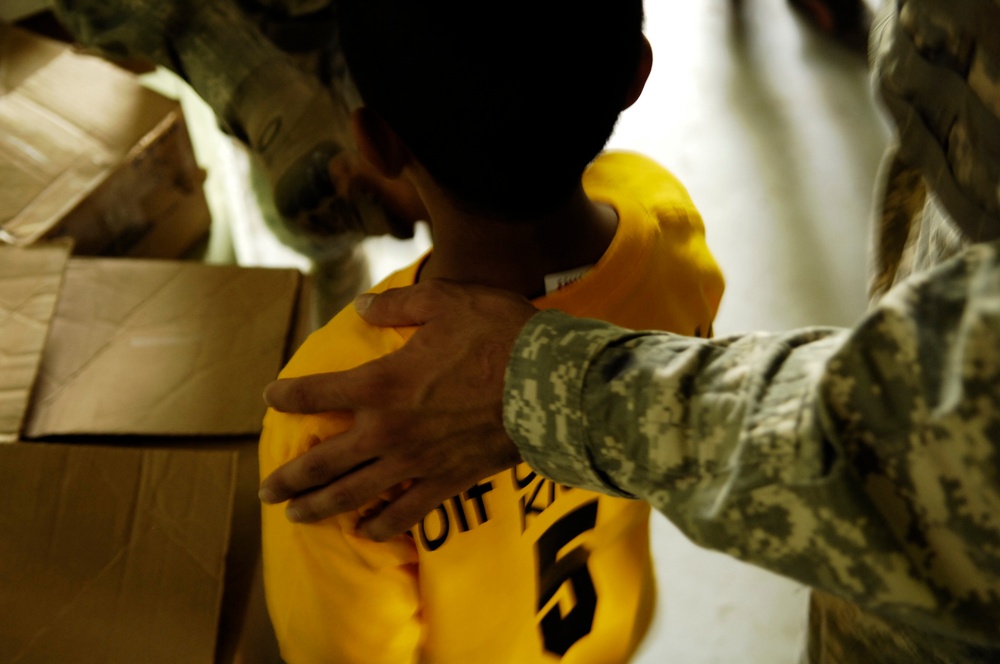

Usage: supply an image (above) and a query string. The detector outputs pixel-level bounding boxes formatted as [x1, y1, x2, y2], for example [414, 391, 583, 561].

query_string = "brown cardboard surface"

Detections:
[216, 439, 283, 664]
[0, 25, 210, 258]
[23, 258, 300, 438]
[0, 20, 63, 89]
[0, 441, 239, 664]
[0, 253, 300, 662]
[43, 110, 211, 258]
[117, 141, 213, 259]
[0, 437, 282, 664]
[0, 241, 70, 442]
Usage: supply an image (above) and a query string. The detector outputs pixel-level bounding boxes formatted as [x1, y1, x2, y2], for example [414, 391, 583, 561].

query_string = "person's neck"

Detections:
[417, 185, 618, 299]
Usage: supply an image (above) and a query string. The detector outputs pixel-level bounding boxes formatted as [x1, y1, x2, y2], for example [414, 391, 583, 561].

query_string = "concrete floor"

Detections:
[618, 1, 888, 662]
[153, 0, 891, 660]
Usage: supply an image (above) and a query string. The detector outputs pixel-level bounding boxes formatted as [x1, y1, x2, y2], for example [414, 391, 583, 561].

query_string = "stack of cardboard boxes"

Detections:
[0, 24, 213, 259]
[1, 25, 304, 664]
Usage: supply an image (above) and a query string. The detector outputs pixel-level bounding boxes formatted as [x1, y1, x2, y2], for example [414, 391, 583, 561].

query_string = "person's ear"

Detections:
[622, 34, 653, 110]
[350, 107, 410, 179]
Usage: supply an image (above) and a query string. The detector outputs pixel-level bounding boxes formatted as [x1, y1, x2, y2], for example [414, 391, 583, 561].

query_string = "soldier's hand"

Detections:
[258, 280, 537, 541]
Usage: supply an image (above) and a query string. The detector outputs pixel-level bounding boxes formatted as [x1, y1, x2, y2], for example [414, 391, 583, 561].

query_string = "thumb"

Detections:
[353, 281, 453, 327]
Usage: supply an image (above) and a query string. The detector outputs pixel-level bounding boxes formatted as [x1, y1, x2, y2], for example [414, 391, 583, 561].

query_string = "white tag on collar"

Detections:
[543, 264, 593, 295]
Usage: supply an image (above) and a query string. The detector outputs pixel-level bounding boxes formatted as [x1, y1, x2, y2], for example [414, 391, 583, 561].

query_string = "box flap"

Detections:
[0, 25, 178, 246]
[23, 259, 300, 438]
[0, 441, 239, 664]
[0, 241, 71, 442]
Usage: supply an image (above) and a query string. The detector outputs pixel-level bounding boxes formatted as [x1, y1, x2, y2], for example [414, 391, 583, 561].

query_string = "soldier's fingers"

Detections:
[259, 430, 375, 505]
[277, 459, 400, 524]
[353, 281, 461, 328]
[356, 480, 455, 542]
[264, 354, 402, 414]
[264, 374, 354, 414]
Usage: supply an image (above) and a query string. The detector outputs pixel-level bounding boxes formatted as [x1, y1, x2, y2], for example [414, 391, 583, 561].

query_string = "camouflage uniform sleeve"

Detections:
[504, 240, 1000, 648]
[53, 0, 396, 238]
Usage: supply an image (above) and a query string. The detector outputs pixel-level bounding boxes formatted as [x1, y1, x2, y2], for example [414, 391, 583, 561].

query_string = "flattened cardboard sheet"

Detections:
[0, 242, 70, 442]
[24, 259, 300, 438]
[0, 442, 238, 664]
[1, 25, 209, 258]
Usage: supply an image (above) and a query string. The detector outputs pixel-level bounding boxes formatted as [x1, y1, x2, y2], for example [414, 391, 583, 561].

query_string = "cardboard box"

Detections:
[0, 437, 282, 664]
[0, 441, 245, 664]
[0, 240, 68, 443]
[0, 243, 309, 663]
[0, 25, 211, 259]
[22, 255, 300, 438]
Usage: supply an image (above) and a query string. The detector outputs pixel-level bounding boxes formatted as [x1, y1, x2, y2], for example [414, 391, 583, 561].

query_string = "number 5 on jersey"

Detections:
[535, 500, 599, 656]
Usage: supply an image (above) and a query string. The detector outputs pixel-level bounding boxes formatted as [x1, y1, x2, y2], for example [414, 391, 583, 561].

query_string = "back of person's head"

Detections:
[339, 0, 645, 218]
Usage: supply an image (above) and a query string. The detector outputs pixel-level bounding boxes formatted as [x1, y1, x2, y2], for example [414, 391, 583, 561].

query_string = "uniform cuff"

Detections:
[502, 310, 635, 496]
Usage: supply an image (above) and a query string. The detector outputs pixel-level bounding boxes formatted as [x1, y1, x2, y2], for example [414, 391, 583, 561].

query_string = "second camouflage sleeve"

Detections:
[504, 240, 1000, 649]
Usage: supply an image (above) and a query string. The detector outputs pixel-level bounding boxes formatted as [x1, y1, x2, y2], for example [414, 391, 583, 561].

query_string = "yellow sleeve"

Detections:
[260, 407, 423, 664]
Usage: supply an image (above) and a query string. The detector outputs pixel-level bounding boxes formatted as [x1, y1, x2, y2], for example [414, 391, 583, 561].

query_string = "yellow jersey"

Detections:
[260, 151, 725, 664]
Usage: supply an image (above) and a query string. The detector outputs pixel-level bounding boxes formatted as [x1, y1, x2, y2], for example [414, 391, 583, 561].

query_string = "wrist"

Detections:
[502, 310, 634, 495]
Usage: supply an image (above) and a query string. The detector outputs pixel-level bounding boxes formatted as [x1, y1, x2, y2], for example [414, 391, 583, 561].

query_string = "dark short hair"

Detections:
[339, 0, 645, 218]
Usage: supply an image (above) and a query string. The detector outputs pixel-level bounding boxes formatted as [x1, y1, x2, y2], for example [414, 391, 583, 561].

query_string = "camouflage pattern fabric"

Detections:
[506, 239, 1000, 662]
[871, 0, 1000, 301]
[51, 0, 413, 318]
[52, 0, 397, 235]
[507, 1, 1000, 661]
[872, 0, 1000, 247]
